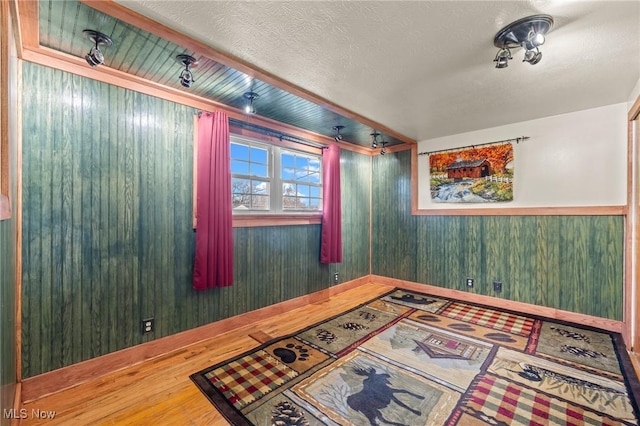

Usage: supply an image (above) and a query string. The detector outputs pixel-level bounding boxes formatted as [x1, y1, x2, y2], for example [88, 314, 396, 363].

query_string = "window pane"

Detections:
[231, 143, 249, 159]
[232, 178, 251, 194]
[295, 169, 310, 182]
[309, 186, 320, 198]
[232, 194, 251, 209]
[282, 153, 295, 168]
[309, 158, 320, 170]
[232, 160, 249, 175]
[251, 163, 268, 178]
[295, 156, 309, 169]
[282, 167, 295, 180]
[282, 183, 296, 196]
[251, 195, 269, 210]
[298, 185, 310, 196]
[251, 147, 267, 164]
[308, 171, 320, 184]
[252, 180, 269, 194]
[308, 198, 321, 210]
[283, 196, 296, 210]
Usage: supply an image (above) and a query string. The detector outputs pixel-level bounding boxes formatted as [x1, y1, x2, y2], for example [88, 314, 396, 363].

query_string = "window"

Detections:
[231, 136, 322, 213]
[281, 150, 322, 211]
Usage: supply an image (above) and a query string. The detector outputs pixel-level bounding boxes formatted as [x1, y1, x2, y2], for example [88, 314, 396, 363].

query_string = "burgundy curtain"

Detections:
[193, 111, 234, 290]
[320, 144, 342, 264]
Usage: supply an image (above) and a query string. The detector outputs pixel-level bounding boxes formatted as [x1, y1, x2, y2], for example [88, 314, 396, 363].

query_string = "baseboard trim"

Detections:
[20, 275, 371, 403]
[371, 275, 624, 335]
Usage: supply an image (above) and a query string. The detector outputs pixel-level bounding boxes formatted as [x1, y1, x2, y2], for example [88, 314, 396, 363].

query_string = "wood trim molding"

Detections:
[412, 205, 627, 216]
[21, 46, 380, 158]
[11, 382, 21, 426]
[20, 275, 372, 402]
[629, 95, 640, 121]
[371, 275, 625, 336]
[233, 214, 322, 228]
[0, 0, 10, 221]
[14, 1, 38, 53]
[631, 95, 640, 351]
[78, 0, 415, 146]
[0, 196, 8, 221]
[626, 96, 638, 348]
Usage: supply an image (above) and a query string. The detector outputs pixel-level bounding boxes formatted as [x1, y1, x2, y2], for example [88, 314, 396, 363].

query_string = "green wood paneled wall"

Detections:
[21, 63, 371, 378]
[0, 213, 17, 421]
[338, 149, 371, 281]
[372, 149, 624, 320]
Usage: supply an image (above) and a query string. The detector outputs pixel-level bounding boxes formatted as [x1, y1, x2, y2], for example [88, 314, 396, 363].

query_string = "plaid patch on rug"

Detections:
[202, 350, 298, 410]
[191, 288, 640, 426]
[460, 374, 632, 426]
[439, 302, 535, 336]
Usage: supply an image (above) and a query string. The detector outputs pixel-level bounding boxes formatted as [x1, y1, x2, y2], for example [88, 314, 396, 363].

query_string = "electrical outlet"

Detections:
[466, 277, 474, 287]
[142, 318, 154, 334]
[493, 281, 502, 292]
[333, 273, 339, 283]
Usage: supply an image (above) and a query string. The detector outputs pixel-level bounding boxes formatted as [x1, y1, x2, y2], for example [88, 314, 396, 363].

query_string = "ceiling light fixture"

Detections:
[370, 131, 381, 149]
[333, 125, 345, 142]
[176, 54, 198, 88]
[243, 92, 259, 114]
[380, 141, 388, 156]
[83, 29, 112, 67]
[493, 14, 553, 69]
[370, 131, 388, 155]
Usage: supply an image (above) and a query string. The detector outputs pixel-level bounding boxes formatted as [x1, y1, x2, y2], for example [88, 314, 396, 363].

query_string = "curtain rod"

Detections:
[417, 136, 529, 156]
[196, 112, 328, 150]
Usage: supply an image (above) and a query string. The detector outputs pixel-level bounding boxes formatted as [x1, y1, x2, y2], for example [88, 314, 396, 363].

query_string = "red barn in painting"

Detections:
[446, 158, 491, 179]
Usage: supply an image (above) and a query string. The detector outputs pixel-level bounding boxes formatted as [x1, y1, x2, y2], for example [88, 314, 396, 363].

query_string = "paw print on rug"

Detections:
[273, 343, 310, 364]
[316, 328, 337, 344]
[550, 326, 591, 343]
[338, 322, 369, 331]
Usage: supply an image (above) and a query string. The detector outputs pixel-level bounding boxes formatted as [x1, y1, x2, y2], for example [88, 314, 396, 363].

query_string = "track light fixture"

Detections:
[83, 30, 112, 67]
[370, 131, 381, 149]
[176, 54, 198, 88]
[370, 131, 388, 155]
[493, 14, 553, 69]
[332, 125, 345, 142]
[243, 92, 259, 114]
[380, 141, 388, 156]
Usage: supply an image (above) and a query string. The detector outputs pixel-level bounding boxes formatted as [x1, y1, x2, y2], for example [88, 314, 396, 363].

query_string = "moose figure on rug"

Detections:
[347, 366, 424, 426]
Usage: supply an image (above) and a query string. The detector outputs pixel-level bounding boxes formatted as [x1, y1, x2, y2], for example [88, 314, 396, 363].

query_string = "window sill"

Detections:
[232, 213, 322, 227]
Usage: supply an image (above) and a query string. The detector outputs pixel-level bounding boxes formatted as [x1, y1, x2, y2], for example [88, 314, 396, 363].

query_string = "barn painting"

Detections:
[429, 143, 513, 203]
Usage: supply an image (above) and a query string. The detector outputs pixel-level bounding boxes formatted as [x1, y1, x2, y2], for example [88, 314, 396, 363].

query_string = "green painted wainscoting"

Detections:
[0, 216, 17, 422]
[372, 149, 624, 321]
[20, 63, 371, 378]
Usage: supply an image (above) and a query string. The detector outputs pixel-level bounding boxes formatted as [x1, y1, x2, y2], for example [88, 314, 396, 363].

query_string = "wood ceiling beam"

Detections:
[79, 0, 416, 145]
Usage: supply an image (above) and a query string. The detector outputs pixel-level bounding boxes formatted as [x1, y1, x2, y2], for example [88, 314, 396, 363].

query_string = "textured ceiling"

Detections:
[115, 0, 640, 141]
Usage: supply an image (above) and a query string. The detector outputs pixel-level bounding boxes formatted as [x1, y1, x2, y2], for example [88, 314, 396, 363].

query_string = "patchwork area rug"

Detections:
[190, 288, 640, 425]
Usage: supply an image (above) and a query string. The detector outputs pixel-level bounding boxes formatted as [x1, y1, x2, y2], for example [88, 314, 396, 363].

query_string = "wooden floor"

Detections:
[19, 282, 394, 425]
